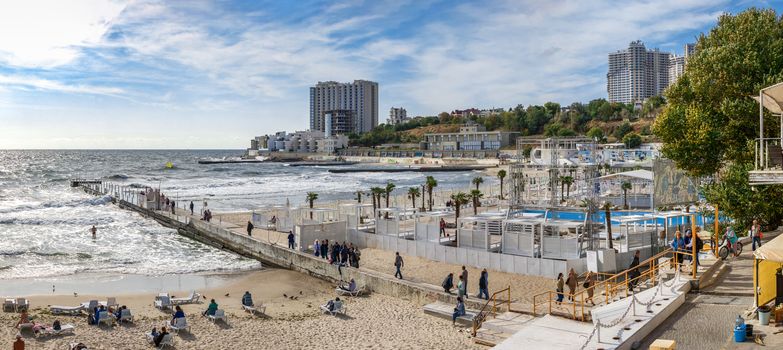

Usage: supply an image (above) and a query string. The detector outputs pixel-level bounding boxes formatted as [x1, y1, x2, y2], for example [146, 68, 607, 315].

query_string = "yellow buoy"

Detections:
[165, 162, 174, 169]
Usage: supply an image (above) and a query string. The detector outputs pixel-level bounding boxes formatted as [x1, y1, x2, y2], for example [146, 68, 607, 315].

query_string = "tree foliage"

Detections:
[622, 132, 642, 148]
[702, 162, 783, 230]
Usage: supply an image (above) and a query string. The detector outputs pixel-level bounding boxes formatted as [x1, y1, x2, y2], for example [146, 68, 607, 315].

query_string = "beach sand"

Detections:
[2, 269, 478, 349]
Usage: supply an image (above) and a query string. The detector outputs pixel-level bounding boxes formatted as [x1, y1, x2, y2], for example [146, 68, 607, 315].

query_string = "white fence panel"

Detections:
[490, 253, 502, 271]
[501, 254, 515, 274]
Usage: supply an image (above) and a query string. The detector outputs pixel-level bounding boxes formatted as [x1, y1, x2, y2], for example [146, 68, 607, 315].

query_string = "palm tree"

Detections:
[559, 176, 566, 203]
[469, 189, 483, 215]
[472, 176, 484, 191]
[408, 187, 420, 210]
[425, 176, 438, 211]
[450, 192, 469, 225]
[306, 192, 318, 219]
[384, 182, 396, 208]
[497, 170, 507, 199]
[355, 190, 363, 203]
[604, 202, 614, 250]
[621, 181, 632, 209]
[370, 187, 384, 213]
[562, 176, 574, 199]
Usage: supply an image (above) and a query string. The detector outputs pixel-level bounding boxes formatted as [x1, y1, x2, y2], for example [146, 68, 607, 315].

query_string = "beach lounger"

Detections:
[147, 333, 174, 349]
[320, 301, 346, 316]
[169, 317, 190, 333]
[39, 324, 75, 337]
[98, 311, 115, 326]
[50, 305, 84, 315]
[119, 309, 133, 323]
[208, 309, 229, 325]
[154, 296, 172, 311]
[3, 299, 15, 312]
[335, 286, 364, 297]
[170, 291, 201, 305]
[82, 300, 99, 313]
[105, 297, 118, 309]
[15, 298, 29, 312]
[242, 304, 266, 316]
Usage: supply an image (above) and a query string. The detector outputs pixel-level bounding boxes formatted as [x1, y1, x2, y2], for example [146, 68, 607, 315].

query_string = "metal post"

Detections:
[714, 206, 719, 258]
[691, 215, 697, 279]
[760, 90, 765, 169]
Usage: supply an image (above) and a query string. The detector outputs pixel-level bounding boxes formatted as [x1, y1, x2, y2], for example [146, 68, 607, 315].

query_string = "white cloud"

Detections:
[0, 74, 124, 95]
[0, 0, 126, 68]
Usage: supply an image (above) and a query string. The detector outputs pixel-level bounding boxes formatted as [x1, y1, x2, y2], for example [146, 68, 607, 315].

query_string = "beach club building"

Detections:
[423, 123, 519, 151]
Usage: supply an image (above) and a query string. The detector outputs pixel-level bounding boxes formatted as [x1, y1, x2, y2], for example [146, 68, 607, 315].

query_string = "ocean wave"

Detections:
[107, 174, 129, 180]
[0, 195, 113, 214]
[0, 250, 69, 257]
[0, 265, 11, 271]
[0, 216, 114, 226]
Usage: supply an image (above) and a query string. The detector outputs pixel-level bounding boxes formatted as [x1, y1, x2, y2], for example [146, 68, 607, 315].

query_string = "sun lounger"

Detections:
[3, 299, 16, 312]
[50, 305, 84, 315]
[15, 298, 29, 312]
[39, 324, 75, 337]
[147, 333, 174, 349]
[169, 317, 190, 333]
[154, 296, 172, 311]
[98, 311, 115, 326]
[170, 291, 201, 305]
[208, 309, 229, 325]
[105, 297, 118, 309]
[119, 309, 133, 323]
[242, 304, 266, 316]
[320, 300, 346, 316]
[335, 286, 364, 297]
[81, 300, 98, 313]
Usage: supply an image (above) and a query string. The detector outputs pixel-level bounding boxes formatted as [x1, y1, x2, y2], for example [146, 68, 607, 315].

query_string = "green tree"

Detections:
[450, 192, 469, 225]
[562, 175, 574, 199]
[470, 189, 483, 215]
[653, 8, 783, 177]
[497, 169, 507, 199]
[407, 187, 420, 210]
[621, 182, 632, 209]
[355, 190, 364, 203]
[306, 192, 318, 219]
[370, 187, 384, 213]
[586, 127, 605, 142]
[613, 121, 633, 140]
[472, 176, 484, 191]
[425, 176, 438, 211]
[385, 182, 396, 209]
[622, 132, 642, 148]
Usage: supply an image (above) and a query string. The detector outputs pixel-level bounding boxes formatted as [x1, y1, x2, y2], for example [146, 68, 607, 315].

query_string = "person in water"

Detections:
[90, 225, 97, 238]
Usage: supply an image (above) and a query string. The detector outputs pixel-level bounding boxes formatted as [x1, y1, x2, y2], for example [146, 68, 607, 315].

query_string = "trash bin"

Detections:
[759, 306, 771, 326]
[734, 325, 746, 342]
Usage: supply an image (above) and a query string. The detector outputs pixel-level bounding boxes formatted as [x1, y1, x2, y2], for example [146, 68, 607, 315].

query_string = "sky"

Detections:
[0, 0, 774, 149]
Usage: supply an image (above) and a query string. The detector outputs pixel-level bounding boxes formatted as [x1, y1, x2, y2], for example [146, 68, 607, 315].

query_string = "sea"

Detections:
[0, 150, 492, 291]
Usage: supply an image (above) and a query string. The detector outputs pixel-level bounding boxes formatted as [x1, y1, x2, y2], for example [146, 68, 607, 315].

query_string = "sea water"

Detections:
[0, 150, 490, 282]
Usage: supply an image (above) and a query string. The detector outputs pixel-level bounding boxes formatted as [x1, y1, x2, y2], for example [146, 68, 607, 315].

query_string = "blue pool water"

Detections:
[522, 209, 731, 227]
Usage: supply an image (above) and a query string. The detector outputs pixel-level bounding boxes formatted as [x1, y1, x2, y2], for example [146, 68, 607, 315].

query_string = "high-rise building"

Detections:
[387, 107, 408, 125]
[607, 41, 671, 103]
[309, 80, 378, 134]
[668, 43, 696, 86]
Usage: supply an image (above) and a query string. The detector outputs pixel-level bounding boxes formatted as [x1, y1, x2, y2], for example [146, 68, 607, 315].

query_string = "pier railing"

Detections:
[472, 286, 511, 337]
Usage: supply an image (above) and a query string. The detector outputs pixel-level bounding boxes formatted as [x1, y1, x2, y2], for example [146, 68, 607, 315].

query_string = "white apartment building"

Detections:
[309, 80, 378, 134]
[607, 41, 671, 104]
[668, 43, 696, 86]
[248, 130, 348, 154]
[387, 107, 408, 125]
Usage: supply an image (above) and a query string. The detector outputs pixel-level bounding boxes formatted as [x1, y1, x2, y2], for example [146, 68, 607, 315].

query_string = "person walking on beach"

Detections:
[556, 273, 565, 305]
[394, 252, 404, 279]
[751, 219, 763, 251]
[584, 272, 595, 306]
[439, 218, 447, 237]
[314, 240, 320, 257]
[566, 268, 577, 302]
[478, 269, 489, 300]
[189, 201, 194, 215]
[246, 221, 254, 236]
[321, 239, 329, 259]
[90, 225, 97, 239]
[460, 266, 469, 297]
[287, 231, 295, 250]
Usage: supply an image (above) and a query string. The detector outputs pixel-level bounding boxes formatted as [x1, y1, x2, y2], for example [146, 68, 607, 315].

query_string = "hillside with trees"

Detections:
[348, 96, 665, 148]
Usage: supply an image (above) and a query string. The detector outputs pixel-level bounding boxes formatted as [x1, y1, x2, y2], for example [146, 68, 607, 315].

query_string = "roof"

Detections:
[599, 169, 653, 181]
[752, 82, 783, 115]
[754, 233, 783, 263]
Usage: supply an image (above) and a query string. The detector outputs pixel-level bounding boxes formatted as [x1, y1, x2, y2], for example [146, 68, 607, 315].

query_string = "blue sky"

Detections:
[0, 0, 774, 149]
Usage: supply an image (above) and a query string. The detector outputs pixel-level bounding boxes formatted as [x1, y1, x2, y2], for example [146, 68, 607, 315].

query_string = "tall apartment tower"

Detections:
[387, 107, 408, 125]
[607, 41, 671, 103]
[309, 80, 378, 134]
[669, 43, 696, 85]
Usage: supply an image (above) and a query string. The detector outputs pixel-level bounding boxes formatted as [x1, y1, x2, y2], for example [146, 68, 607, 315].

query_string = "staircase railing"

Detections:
[471, 286, 511, 336]
[533, 248, 696, 321]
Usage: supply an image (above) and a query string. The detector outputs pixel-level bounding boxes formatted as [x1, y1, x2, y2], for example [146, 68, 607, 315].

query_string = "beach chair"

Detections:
[171, 291, 201, 305]
[147, 333, 174, 349]
[82, 300, 99, 314]
[50, 305, 84, 316]
[242, 303, 266, 316]
[169, 317, 190, 333]
[106, 297, 119, 309]
[3, 299, 15, 312]
[320, 300, 346, 316]
[15, 298, 29, 312]
[208, 309, 229, 325]
[119, 309, 133, 323]
[98, 311, 115, 326]
[154, 296, 172, 311]
[40, 324, 75, 337]
[335, 286, 364, 297]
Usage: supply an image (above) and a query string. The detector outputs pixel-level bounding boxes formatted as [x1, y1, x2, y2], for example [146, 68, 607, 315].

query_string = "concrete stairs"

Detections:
[422, 302, 477, 327]
[473, 311, 535, 346]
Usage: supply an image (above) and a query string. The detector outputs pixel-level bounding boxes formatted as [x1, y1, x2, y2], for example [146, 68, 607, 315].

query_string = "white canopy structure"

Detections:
[751, 82, 783, 185]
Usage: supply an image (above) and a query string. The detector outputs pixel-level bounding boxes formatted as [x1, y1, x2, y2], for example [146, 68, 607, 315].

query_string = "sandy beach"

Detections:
[2, 268, 479, 349]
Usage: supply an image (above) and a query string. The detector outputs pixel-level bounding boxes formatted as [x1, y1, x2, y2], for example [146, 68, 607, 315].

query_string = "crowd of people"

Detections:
[313, 239, 361, 268]
[441, 266, 490, 301]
